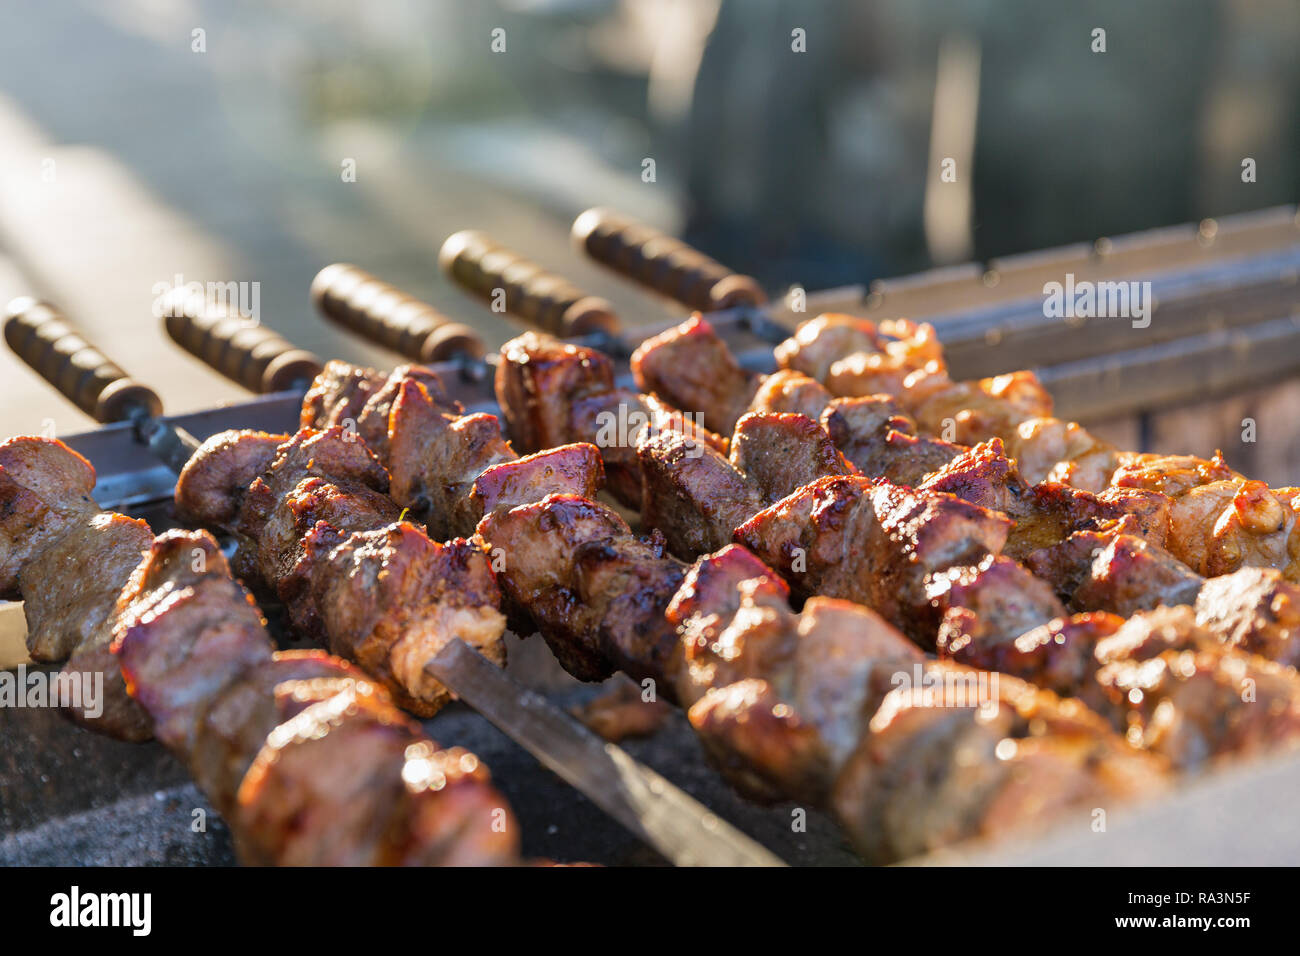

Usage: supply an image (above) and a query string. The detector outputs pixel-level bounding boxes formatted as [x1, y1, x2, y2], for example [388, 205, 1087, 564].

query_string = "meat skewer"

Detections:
[5, 291, 780, 864]
[770, 313, 1300, 580]
[559, 310, 1300, 584]
[477, 491, 1300, 861]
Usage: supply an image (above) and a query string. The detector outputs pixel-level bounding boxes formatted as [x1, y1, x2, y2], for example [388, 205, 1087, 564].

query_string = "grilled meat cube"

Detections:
[631, 314, 761, 435]
[22, 511, 154, 739]
[190, 649, 366, 818]
[300, 359, 389, 436]
[0, 437, 97, 596]
[666, 542, 793, 707]
[1194, 567, 1300, 668]
[305, 522, 505, 716]
[820, 395, 965, 484]
[1027, 528, 1203, 615]
[736, 475, 1012, 642]
[831, 663, 1163, 864]
[0, 438, 155, 739]
[776, 314, 945, 395]
[572, 388, 726, 508]
[929, 554, 1066, 652]
[1163, 479, 1300, 581]
[387, 378, 515, 537]
[1111, 451, 1243, 497]
[940, 609, 1124, 700]
[571, 678, 672, 743]
[917, 438, 1160, 561]
[21, 511, 151, 662]
[729, 411, 853, 503]
[175, 430, 287, 528]
[688, 679, 832, 805]
[243, 475, 400, 634]
[750, 368, 833, 421]
[1002, 416, 1119, 491]
[638, 430, 766, 559]
[477, 494, 684, 688]
[1089, 607, 1300, 768]
[471, 442, 604, 522]
[234, 678, 515, 866]
[495, 331, 616, 453]
[113, 531, 275, 753]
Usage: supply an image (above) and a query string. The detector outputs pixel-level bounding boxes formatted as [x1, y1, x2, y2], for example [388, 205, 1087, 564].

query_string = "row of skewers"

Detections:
[4, 209, 1299, 865]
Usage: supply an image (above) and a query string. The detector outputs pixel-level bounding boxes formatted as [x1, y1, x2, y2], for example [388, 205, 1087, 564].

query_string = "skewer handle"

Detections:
[439, 230, 621, 337]
[162, 290, 323, 393]
[4, 298, 163, 423]
[310, 263, 485, 363]
[571, 207, 766, 312]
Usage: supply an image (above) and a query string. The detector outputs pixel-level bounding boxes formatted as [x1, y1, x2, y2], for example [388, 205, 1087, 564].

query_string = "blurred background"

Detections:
[0, 0, 1297, 433]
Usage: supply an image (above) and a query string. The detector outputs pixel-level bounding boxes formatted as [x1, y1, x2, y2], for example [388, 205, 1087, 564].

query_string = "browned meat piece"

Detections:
[1194, 568, 1300, 668]
[190, 648, 365, 817]
[471, 443, 604, 524]
[571, 678, 672, 742]
[672, 549, 923, 804]
[638, 430, 766, 559]
[114, 531, 275, 753]
[571, 388, 726, 507]
[22, 512, 151, 662]
[20, 511, 154, 739]
[299, 359, 388, 435]
[1089, 607, 1300, 769]
[1111, 451, 1243, 497]
[820, 396, 966, 484]
[302, 360, 460, 460]
[495, 331, 616, 453]
[174, 430, 286, 528]
[235, 678, 515, 866]
[1027, 528, 1203, 615]
[477, 494, 684, 689]
[919, 439, 1169, 561]
[750, 368, 832, 421]
[0, 437, 97, 596]
[688, 679, 831, 805]
[729, 411, 853, 503]
[243, 475, 400, 635]
[1002, 416, 1119, 491]
[736, 475, 1011, 643]
[1161, 479, 1300, 581]
[631, 315, 761, 435]
[776, 314, 944, 393]
[0, 438, 155, 739]
[940, 610, 1124, 700]
[929, 554, 1066, 651]
[831, 662, 1163, 864]
[387, 378, 514, 538]
[667, 545, 791, 691]
[305, 522, 506, 716]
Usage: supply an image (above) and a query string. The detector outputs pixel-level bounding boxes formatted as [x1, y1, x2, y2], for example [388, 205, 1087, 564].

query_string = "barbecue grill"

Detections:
[4, 205, 1300, 866]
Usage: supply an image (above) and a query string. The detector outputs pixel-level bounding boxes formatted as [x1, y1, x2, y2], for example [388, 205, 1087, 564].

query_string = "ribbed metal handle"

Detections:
[439, 230, 621, 336]
[571, 207, 766, 312]
[4, 298, 163, 423]
[162, 290, 323, 393]
[310, 263, 486, 363]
